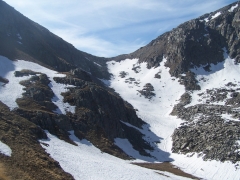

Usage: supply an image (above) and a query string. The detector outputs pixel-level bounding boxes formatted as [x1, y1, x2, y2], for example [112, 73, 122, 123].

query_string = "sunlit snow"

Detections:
[0, 141, 12, 157]
[186, 55, 240, 108]
[107, 57, 240, 180]
[211, 12, 221, 20]
[203, 11, 222, 22]
[40, 131, 186, 180]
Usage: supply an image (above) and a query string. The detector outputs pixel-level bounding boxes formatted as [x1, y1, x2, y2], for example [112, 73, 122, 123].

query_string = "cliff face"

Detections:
[113, 2, 240, 89]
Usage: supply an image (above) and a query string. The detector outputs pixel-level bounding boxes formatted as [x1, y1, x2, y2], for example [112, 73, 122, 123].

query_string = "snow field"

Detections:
[108, 58, 185, 154]
[107, 57, 240, 180]
[0, 56, 75, 114]
[40, 131, 188, 180]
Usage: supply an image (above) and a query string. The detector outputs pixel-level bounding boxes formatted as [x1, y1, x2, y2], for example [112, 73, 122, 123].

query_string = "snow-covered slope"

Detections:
[0, 42, 239, 180]
[107, 56, 240, 180]
[107, 58, 185, 155]
[40, 131, 188, 180]
[0, 56, 75, 114]
[0, 55, 190, 179]
[187, 53, 240, 109]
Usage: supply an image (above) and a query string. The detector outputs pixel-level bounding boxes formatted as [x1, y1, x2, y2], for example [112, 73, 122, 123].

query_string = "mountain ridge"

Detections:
[0, 0, 109, 79]
[0, 1, 240, 180]
[111, 1, 239, 90]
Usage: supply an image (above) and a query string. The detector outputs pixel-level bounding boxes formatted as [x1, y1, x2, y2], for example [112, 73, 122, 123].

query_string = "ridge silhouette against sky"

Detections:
[6, 0, 237, 57]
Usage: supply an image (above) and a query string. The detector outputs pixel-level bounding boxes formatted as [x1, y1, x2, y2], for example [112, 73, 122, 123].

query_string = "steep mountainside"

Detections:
[0, 101, 74, 180]
[0, 1, 160, 179]
[0, 0, 109, 79]
[1, 1, 240, 180]
[106, 2, 240, 179]
[113, 2, 240, 90]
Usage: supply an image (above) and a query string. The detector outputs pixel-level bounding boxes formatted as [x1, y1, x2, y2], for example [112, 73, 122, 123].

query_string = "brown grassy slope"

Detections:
[0, 163, 10, 180]
[0, 101, 74, 180]
[133, 162, 200, 179]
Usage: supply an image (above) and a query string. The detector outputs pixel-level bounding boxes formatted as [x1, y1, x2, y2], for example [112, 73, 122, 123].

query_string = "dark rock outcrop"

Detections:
[13, 70, 153, 158]
[138, 83, 156, 99]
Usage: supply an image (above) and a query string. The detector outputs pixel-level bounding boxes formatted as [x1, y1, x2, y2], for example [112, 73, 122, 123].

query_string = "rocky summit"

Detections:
[0, 1, 240, 180]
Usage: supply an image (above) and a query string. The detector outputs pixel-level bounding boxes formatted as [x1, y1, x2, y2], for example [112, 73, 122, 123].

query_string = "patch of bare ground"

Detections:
[16, 97, 55, 112]
[0, 101, 74, 180]
[0, 163, 10, 180]
[132, 162, 200, 179]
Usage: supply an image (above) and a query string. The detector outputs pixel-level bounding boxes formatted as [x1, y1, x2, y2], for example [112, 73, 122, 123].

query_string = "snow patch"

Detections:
[204, 18, 209, 22]
[211, 12, 221, 20]
[0, 141, 12, 157]
[94, 62, 102, 67]
[0, 56, 75, 114]
[222, 113, 240, 122]
[229, 4, 238, 12]
[17, 33, 22, 40]
[203, 11, 221, 22]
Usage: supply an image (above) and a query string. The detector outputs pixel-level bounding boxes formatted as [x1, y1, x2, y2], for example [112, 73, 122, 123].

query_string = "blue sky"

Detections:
[6, 0, 237, 57]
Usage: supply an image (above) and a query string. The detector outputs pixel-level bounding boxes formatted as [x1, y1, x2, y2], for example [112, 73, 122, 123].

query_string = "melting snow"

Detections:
[0, 141, 12, 157]
[0, 56, 75, 114]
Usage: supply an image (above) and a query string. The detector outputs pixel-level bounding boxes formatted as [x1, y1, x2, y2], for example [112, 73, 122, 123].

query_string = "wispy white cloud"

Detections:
[6, 0, 237, 57]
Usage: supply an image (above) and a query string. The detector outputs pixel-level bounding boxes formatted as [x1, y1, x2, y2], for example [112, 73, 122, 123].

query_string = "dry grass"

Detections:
[133, 162, 200, 179]
[0, 102, 74, 180]
[0, 163, 10, 180]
